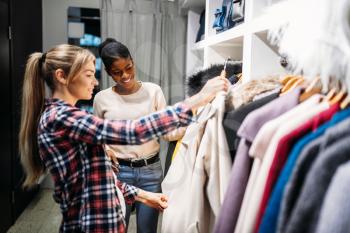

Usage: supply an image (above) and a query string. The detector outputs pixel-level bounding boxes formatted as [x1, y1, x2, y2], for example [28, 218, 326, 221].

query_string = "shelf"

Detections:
[249, 13, 283, 34]
[206, 23, 245, 47]
[191, 15, 281, 50]
[185, 0, 287, 81]
[192, 40, 206, 51]
[181, 0, 206, 9]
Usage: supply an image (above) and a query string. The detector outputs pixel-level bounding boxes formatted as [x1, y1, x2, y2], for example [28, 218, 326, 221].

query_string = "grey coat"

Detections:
[213, 88, 300, 233]
[278, 117, 350, 233]
[315, 160, 350, 233]
[284, 133, 350, 233]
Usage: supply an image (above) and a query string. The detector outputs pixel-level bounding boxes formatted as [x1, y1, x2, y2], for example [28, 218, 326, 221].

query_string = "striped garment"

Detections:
[38, 98, 193, 233]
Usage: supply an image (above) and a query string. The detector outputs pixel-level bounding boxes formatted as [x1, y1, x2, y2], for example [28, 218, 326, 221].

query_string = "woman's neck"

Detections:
[52, 91, 77, 106]
[114, 81, 142, 95]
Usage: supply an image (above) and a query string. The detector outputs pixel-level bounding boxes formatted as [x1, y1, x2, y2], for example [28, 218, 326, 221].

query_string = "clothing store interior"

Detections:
[1, 0, 350, 232]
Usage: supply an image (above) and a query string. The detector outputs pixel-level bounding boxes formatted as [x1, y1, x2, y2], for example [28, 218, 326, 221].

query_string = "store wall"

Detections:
[42, 0, 99, 51]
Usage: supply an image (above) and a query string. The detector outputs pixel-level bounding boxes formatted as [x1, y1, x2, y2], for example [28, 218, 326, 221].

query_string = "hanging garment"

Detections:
[162, 94, 231, 233]
[195, 10, 205, 42]
[240, 97, 329, 233]
[213, 88, 301, 233]
[227, 76, 281, 109]
[284, 135, 350, 233]
[316, 159, 350, 233]
[248, 94, 323, 159]
[186, 63, 242, 97]
[270, 109, 350, 233]
[223, 92, 279, 161]
[254, 103, 339, 233]
[253, 87, 281, 101]
[235, 94, 327, 233]
[260, 134, 324, 233]
[162, 106, 211, 233]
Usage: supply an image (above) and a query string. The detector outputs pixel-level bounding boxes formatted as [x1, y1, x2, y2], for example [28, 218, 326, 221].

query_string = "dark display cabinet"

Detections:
[0, 0, 42, 232]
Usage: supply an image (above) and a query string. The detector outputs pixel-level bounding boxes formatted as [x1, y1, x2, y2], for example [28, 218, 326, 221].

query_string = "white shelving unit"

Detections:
[184, 0, 286, 82]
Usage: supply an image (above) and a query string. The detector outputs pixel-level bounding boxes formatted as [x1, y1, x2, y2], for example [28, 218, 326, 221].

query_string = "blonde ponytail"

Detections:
[19, 45, 95, 188]
[19, 53, 46, 188]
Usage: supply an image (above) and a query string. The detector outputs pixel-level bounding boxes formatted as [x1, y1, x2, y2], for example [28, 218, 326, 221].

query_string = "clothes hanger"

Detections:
[329, 81, 347, 106]
[223, 57, 231, 72]
[298, 76, 322, 102]
[221, 57, 232, 78]
[324, 78, 340, 102]
[280, 76, 304, 94]
[280, 75, 295, 85]
[289, 78, 305, 90]
[335, 80, 349, 108]
[325, 88, 337, 102]
[330, 90, 347, 105]
[236, 73, 243, 81]
[340, 96, 350, 109]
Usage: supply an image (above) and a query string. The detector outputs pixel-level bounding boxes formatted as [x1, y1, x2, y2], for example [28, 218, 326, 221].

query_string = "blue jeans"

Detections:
[117, 159, 163, 233]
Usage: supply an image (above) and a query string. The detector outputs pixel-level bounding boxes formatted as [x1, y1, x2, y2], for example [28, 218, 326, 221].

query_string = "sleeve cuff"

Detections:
[173, 103, 194, 126]
[117, 180, 139, 205]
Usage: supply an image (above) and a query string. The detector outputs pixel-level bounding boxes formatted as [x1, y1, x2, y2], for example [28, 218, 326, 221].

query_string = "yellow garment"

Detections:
[171, 139, 182, 160]
[171, 109, 197, 160]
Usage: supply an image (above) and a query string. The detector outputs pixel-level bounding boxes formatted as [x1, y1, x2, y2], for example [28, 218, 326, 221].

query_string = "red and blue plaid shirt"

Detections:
[38, 98, 193, 233]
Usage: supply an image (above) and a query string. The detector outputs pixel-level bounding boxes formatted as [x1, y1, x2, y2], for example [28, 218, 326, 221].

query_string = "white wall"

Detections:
[42, 0, 99, 51]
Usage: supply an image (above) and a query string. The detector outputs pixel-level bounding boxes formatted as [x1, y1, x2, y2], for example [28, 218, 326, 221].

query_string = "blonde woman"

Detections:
[19, 44, 229, 232]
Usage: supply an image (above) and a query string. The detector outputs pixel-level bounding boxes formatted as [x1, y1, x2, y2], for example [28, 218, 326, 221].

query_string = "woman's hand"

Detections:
[104, 147, 120, 173]
[135, 189, 169, 212]
[106, 149, 116, 160]
[184, 75, 230, 110]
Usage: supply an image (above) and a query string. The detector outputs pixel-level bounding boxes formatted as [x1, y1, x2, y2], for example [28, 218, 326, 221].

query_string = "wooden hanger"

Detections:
[280, 76, 304, 94]
[299, 76, 322, 102]
[280, 75, 295, 85]
[340, 96, 350, 109]
[329, 81, 347, 105]
[325, 87, 336, 102]
[289, 78, 305, 90]
[325, 78, 341, 103]
[329, 90, 346, 105]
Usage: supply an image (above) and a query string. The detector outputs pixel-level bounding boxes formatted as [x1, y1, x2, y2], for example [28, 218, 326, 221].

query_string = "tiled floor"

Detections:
[7, 189, 162, 233]
[7, 189, 61, 233]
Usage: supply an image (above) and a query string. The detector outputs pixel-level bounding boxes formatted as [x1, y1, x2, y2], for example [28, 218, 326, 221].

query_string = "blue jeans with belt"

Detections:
[117, 159, 163, 233]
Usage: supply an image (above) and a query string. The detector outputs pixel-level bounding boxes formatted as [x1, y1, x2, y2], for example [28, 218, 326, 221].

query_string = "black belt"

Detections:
[118, 154, 159, 168]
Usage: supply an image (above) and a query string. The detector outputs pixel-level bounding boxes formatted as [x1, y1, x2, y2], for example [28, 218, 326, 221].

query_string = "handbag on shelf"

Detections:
[228, 0, 245, 26]
[212, 6, 227, 32]
[213, 0, 245, 33]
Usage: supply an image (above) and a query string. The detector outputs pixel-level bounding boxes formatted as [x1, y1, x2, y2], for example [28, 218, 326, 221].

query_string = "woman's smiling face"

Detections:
[108, 57, 137, 91]
[68, 60, 98, 100]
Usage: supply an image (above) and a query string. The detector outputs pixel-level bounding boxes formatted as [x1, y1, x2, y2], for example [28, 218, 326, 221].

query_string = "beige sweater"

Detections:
[93, 82, 185, 159]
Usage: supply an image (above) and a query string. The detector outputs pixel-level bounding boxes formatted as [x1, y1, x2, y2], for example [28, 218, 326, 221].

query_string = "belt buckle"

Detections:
[130, 157, 148, 167]
[130, 158, 136, 168]
[131, 158, 143, 168]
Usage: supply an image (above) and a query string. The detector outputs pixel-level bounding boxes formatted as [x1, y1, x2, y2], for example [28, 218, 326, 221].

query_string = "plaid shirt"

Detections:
[38, 98, 193, 233]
